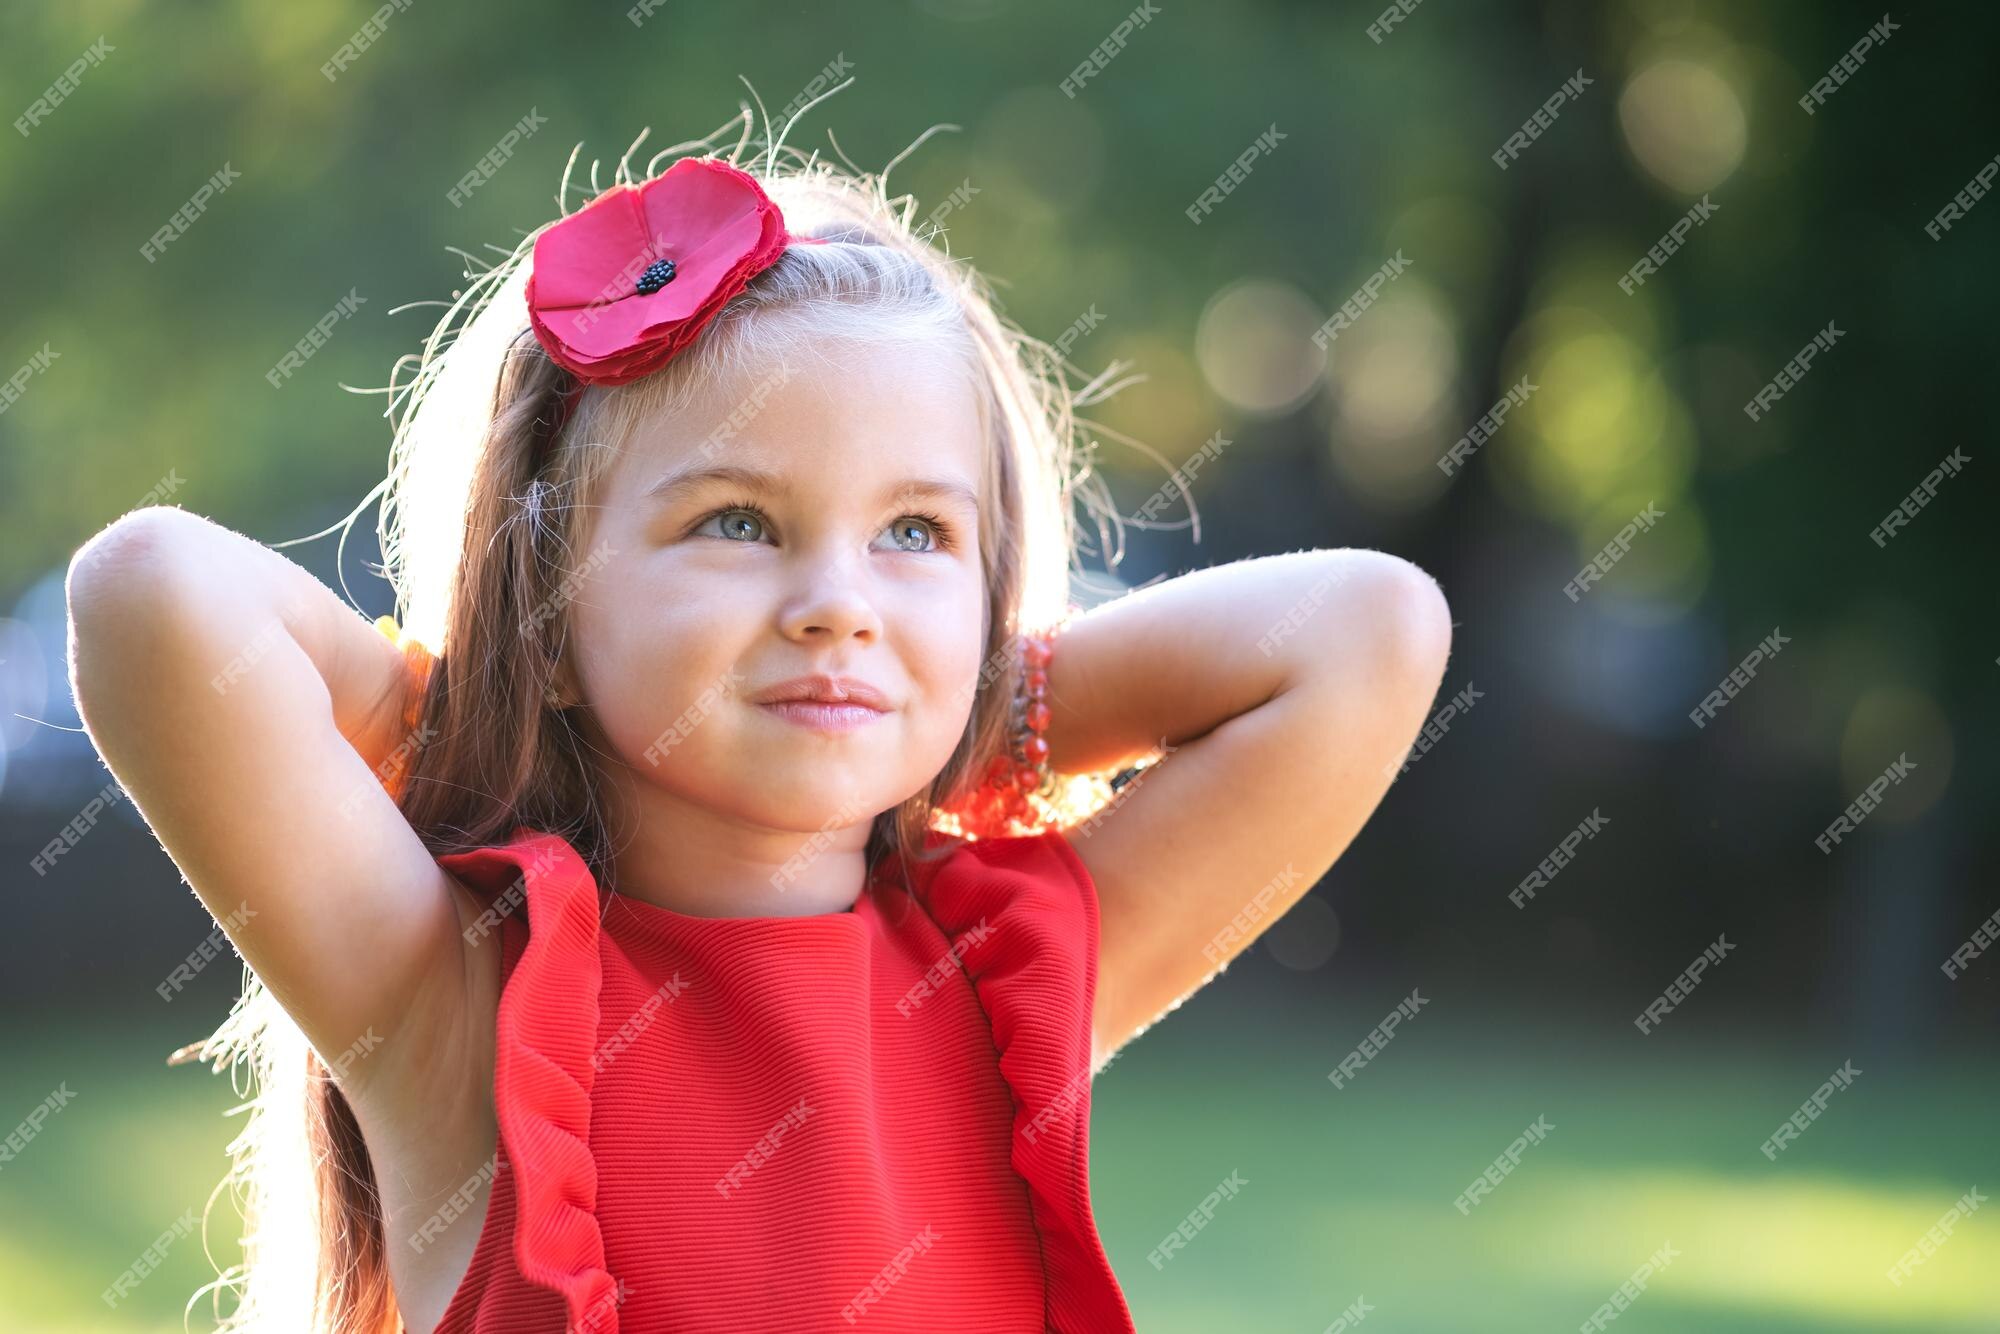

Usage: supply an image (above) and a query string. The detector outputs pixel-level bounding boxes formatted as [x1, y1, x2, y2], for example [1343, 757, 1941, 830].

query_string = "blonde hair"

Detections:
[171, 102, 1161, 1332]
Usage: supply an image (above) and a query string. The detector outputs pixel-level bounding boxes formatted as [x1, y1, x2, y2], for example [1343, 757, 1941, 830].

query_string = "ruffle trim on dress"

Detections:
[437, 827, 624, 1334]
[900, 827, 1139, 1334]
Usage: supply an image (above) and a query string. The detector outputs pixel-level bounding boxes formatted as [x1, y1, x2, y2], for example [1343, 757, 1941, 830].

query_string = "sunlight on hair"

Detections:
[392, 254, 537, 656]
[170, 977, 321, 1331]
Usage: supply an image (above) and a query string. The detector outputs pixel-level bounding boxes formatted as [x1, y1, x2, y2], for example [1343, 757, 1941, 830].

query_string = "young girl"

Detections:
[65, 117, 1452, 1333]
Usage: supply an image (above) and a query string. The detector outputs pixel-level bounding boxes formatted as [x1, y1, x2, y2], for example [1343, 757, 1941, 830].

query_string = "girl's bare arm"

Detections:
[66, 506, 475, 1099]
[1045, 549, 1453, 1072]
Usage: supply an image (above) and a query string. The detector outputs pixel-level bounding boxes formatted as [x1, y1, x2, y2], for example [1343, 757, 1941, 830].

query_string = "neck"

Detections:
[595, 770, 872, 920]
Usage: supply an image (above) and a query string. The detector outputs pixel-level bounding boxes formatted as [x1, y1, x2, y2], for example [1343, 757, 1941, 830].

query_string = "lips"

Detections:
[747, 675, 891, 711]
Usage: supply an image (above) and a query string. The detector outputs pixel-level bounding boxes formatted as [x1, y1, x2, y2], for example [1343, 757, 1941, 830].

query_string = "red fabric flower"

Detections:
[525, 156, 817, 385]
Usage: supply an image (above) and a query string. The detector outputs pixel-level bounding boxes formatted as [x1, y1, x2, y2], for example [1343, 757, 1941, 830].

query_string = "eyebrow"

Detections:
[641, 462, 980, 514]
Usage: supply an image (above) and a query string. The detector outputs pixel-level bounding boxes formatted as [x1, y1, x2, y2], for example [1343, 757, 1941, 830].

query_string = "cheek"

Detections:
[564, 570, 715, 741]
[573, 620, 747, 780]
[904, 582, 988, 725]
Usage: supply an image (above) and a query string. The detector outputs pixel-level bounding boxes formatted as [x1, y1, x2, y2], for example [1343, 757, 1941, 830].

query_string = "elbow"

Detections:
[1333, 549, 1453, 686]
[67, 507, 194, 623]
[1274, 551, 1454, 768]
[66, 507, 202, 688]
[1272, 548, 1452, 711]
[1382, 554, 1453, 683]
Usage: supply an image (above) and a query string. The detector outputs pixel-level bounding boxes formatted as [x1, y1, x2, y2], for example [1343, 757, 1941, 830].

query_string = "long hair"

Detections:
[172, 106, 1165, 1332]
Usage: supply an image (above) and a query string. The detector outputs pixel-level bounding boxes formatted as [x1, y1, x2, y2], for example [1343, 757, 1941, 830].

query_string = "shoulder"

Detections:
[436, 825, 589, 896]
[898, 824, 1100, 941]
[434, 825, 598, 937]
[899, 826, 1103, 1069]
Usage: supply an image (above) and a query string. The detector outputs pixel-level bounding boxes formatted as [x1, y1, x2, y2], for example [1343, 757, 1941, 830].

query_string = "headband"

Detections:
[525, 155, 829, 435]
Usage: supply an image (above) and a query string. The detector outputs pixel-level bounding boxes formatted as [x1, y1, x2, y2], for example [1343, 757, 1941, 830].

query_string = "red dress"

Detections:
[425, 823, 1136, 1333]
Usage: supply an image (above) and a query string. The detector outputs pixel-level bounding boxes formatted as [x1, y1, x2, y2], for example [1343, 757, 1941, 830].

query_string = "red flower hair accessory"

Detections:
[526, 156, 826, 392]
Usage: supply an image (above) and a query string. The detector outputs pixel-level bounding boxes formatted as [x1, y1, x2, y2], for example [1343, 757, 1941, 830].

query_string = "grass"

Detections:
[1091, 981, 2000, 1333]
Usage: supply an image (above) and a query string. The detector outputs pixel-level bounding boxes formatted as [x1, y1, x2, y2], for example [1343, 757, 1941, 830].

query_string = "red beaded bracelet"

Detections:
[948, 625, 1062, 840]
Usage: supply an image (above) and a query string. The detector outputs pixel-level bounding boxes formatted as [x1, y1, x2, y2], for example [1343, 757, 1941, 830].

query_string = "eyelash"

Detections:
[693, 498, 958, 552]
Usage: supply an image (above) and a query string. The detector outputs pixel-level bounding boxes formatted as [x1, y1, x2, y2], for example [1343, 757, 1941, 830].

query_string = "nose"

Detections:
[778, 558, 883, 644]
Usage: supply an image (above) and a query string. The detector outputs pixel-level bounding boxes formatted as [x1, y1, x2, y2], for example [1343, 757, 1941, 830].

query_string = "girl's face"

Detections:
[562, 336, 989, 836]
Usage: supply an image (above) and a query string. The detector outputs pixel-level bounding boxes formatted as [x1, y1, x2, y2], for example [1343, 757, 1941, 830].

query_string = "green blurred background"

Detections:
[3, 1, 1995, 1330]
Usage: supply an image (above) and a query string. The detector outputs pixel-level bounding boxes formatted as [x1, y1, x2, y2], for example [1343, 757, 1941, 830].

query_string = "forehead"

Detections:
[611, 337, 985, 507]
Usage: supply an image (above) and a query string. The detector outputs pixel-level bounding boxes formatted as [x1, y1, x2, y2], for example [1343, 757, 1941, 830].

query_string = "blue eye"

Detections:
[690, 500, 958, 553]
[696, 504, 769, 543]
[881, 516, 945, 553]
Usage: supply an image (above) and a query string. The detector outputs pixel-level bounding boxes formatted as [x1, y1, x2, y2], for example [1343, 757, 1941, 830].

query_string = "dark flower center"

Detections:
[635, 258, 677, 295]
